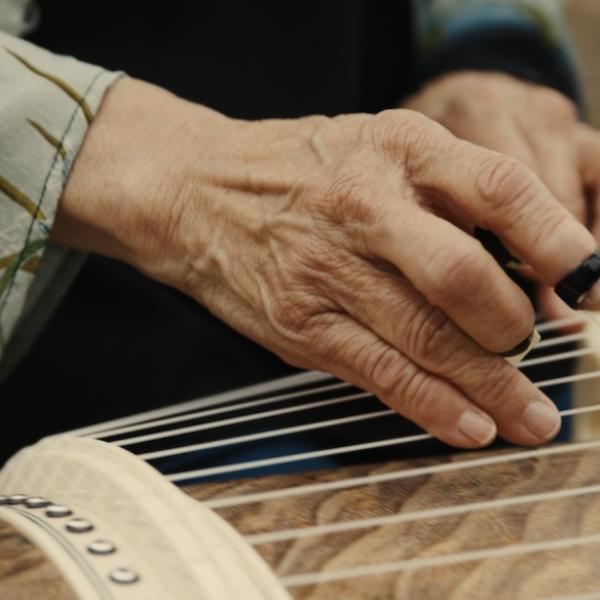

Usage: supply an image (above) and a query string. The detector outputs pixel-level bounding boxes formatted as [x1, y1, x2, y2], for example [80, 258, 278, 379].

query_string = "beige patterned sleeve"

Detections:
[0, 31, 121, 376]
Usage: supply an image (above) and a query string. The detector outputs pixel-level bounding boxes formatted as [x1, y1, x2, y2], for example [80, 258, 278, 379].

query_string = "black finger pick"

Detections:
[474, 228, 523, 269]
[555, 250, 600, 309]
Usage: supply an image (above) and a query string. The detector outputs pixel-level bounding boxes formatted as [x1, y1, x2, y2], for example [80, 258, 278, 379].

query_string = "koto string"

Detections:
[112, 350, 600, 446]
[165, 394, 600, 481]
[140, 382, 600, 461]
[71, 316, 594, 438]
[115, 343, 598, 440]
[278, 533, 600, 587]
[165, 396, 600, 482]
[166, 432, 434, 480]
[119, 368, 600, 453]
[88, 381, 349, 439]
[202, 437, 600, 508]
[536, 331, 590, 349]
[114, 391, 372, 447]
[245, 482, 600, 545]
[138, 409, 391, 460]
[68, 370, 336, 436]
[519, 347, 597, 368]
[545, 593, 600, 600]
[535, 315, 587, 332]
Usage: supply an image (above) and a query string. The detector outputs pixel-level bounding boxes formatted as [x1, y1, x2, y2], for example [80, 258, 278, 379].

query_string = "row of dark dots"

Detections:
[0, 493, 139, 585]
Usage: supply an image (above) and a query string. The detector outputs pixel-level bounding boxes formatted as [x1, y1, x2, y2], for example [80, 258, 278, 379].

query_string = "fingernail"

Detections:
[523, 402, 561, 441]
[457, 410, 496, 445]
[581, 279, 600, 310]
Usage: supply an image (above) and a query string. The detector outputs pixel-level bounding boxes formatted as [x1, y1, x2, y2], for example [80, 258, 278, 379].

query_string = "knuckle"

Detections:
[266, 284, 336, 343]
[469, 360, 522, 410]
[496, 306, 534, 353]
[309, 316, 353, 363]
[427, 244, 489, 304]
[476, 155, 533, 204]
[368, 109, 439, 155]
[406, 304, 457, 364]
[268, 293, 311, 334]
[409, 379, 443, 426]
[392, 365, 438, 425]
[518, 204, 569, 257]
[320, 166, 380, 226]
[531, 88, 576, 124]
[367, 346, 407, 395]
[475, 155, 539, 223]
[364, 340, 447, 426]
[291, 235, 350, 279]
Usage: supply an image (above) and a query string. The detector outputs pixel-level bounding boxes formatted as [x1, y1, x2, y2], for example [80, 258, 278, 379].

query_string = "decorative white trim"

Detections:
[0, 436, 291, 600]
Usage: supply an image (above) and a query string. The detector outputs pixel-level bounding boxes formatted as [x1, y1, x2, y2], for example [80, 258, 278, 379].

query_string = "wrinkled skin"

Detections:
[54, 77, 600, 449]
[405, 70, 600, 319]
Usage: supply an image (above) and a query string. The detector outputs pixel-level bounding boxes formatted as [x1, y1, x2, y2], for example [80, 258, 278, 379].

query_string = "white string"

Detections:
[139, 409, 392, 460]
[161, 371, 600, 481]
[519, 347, 597, 368]
[142, 388, 600, 463]
[68, 370, 334, 436]
[68, 324, 597, 444]
[560, 404, 600, 417]
[536, 369, 600, 389]
[544, 593, 600, 600]
[116, 363, 600, 449]
[202, 438, 600, 509]
[536, 331, 590, 349]
[167, 432, 433, 481]
[535, 315, 587, 332]
[114, 391, 373, 447]
[279, 533, 600, 588]
[90, 381, 350, 440]
[246, 482, 600, 545]
[67, 317, 582, 438]
[120, 344, 600, 441]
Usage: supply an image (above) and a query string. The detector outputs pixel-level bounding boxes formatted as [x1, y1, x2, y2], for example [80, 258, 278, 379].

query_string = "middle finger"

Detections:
[331, 258, 560, 445]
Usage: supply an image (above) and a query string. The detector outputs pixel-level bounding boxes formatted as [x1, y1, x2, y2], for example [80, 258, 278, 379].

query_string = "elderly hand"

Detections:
[404, 70, 600, 320]
[54, 77, 600, 448]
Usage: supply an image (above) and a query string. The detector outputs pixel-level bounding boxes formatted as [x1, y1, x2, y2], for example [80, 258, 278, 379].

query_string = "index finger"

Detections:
[413, 137, 597, 289]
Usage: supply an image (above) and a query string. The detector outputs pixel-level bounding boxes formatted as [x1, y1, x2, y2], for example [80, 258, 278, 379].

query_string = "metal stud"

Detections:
[45, 504, 73, 518]
[109, 568, 140, 585]
[24, 497, 50, 509]
[66, 518, 94, 534]
[87, 540, 116, 556]
[5, 494, 27, 505]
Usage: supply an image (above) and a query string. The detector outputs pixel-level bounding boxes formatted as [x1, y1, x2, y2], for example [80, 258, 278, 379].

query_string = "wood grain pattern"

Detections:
[185, 445, 600, 599]
[0, 517, 76, 600]
[3, 443, 600, 598]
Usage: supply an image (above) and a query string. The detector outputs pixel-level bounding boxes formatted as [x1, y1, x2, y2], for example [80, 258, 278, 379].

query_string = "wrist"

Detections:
[51, 76, 232, 286]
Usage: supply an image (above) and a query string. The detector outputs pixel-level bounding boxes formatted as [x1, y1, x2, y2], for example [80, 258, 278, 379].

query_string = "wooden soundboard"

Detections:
[3, 439, 600, 599]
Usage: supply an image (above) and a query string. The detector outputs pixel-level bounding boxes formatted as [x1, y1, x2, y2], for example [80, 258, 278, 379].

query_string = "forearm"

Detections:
[52, 77, 226, 289]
